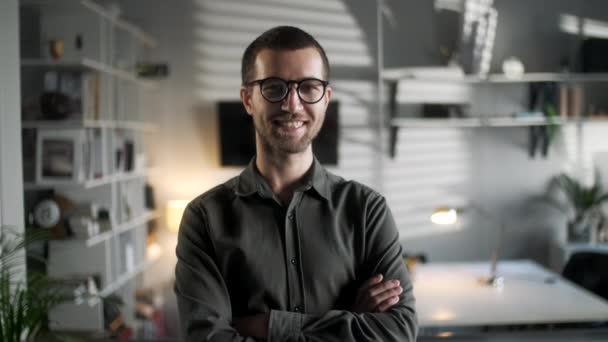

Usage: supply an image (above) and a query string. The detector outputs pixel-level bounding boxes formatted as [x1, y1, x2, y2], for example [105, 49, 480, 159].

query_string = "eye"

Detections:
[262, 80, 286, 97]
[299, 80, 323, 94]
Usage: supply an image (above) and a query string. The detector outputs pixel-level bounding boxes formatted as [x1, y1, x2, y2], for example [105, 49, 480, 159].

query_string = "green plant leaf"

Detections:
[0, 228, 72, 341]
[551, 173, 608, 216]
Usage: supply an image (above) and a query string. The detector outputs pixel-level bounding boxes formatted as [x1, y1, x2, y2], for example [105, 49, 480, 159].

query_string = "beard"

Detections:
[253, 112, 323, 154]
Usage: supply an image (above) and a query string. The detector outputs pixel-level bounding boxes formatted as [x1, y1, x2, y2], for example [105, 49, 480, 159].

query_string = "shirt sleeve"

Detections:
[174, 203, 262, 342]
[268, 194, 418, 342]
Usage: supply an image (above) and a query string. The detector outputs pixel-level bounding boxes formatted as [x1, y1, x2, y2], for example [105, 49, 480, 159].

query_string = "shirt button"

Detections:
[294, 305, 301, 312]
[290, 258, 297, 265]
[288, 213, 295, 220]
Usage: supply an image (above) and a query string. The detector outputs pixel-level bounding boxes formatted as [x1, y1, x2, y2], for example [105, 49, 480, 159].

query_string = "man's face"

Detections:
[241, 47, 332, 155]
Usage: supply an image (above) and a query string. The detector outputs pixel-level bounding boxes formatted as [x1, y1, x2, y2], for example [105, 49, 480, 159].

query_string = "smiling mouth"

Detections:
[274, 120, 305, 129]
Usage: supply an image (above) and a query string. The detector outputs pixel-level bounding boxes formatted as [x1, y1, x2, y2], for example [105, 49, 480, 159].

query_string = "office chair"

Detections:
[562, 251, 608, 302]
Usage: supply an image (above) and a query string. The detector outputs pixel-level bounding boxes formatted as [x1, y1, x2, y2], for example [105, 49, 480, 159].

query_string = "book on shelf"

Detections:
[81, 72, 101, 121]
[89, 129, 105, 180]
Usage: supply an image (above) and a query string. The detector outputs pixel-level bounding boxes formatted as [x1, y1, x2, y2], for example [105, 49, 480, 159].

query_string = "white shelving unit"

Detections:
[383, 67, 608, 123]
[20, 0, 160, 334]
[376, 2, 608, 158]
[383, 70, 608, 160]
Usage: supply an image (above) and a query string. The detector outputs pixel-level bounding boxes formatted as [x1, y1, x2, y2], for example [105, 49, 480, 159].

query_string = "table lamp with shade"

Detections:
[430, 206, 506, 287]
[166, 200, 189, 233]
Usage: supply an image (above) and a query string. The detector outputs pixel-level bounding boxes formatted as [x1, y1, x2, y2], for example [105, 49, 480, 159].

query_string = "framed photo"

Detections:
[36, 129, 87, 184]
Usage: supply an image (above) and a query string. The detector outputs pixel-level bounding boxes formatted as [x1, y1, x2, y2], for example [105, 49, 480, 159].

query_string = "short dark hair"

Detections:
[241, 26, 330, 85]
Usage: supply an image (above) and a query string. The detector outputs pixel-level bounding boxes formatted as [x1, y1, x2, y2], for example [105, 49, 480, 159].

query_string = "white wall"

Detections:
[0, 0, 24, 235]
[120, 0, 381, 288]
[121, 0, 608, 269]
[0, 0, 25, 286]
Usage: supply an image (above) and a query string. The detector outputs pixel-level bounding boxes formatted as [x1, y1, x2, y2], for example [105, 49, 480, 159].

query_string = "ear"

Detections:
[323, 84, 332, 108]
[240, 86, 254, 115]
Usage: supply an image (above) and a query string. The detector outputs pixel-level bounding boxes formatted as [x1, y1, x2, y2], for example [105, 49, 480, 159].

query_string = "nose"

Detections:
[281, 83, 303, 113]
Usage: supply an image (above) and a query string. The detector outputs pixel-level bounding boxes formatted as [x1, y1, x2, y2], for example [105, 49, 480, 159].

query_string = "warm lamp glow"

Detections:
[430, 207, 458, 225]
[431, 308, 456, 321]
[166, 200, 189, 233]
[436, 331, 455, 338]
[147, 242, 162, 260]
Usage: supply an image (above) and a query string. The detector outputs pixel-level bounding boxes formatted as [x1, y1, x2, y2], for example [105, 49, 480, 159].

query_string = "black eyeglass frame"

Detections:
[246, 77, 330, 104]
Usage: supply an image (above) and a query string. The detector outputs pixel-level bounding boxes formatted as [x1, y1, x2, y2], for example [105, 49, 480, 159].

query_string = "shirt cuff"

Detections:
[268, 310, 310, 342]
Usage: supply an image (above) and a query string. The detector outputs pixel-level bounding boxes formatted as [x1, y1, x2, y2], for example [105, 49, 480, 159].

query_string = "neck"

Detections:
[255, 143, 314, 204]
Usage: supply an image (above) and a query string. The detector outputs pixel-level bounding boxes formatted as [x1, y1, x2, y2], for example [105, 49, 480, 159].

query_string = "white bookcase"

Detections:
[20, 0, 160, 333]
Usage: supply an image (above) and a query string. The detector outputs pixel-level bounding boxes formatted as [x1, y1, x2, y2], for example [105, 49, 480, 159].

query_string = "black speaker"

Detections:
[581, 38, 608, 72]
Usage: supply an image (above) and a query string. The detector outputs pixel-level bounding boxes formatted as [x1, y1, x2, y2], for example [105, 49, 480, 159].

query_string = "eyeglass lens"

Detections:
[260, 78, 326, 103]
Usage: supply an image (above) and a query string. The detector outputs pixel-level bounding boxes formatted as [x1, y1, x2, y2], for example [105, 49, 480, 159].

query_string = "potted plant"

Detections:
[548, 173, 608, 243]
[0, 228, 66, 341]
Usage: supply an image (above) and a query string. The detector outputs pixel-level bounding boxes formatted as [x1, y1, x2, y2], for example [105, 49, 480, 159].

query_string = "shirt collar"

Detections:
[234, 156, 331, 201]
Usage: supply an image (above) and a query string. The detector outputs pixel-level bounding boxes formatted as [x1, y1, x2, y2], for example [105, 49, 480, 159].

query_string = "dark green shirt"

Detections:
[174, 158, 417, 341]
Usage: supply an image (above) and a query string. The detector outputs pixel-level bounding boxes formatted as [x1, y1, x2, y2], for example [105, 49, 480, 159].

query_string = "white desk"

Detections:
[412, 260, 608, 327]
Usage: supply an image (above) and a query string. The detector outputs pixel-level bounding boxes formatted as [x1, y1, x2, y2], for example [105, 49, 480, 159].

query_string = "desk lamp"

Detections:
[431, 206, 506, 287]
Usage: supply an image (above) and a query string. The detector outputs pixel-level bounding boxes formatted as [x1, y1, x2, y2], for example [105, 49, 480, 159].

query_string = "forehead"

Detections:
[253, 47, 325, 80]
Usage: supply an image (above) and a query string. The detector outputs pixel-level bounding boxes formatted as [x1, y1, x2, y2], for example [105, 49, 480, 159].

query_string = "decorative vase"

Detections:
[49, 39, 64, 60]
[567, 212, 600, 243]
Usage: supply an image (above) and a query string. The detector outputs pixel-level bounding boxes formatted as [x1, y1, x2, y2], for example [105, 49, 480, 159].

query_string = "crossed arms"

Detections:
[175, 195, 418, 341]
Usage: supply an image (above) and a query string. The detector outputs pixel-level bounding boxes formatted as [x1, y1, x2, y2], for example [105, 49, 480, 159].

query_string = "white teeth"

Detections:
[277, 121, 304, 129]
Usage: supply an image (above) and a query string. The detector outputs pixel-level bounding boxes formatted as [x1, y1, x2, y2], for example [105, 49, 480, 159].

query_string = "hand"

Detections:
[352, 274, 403, 313]
[232, 313, 269, 339]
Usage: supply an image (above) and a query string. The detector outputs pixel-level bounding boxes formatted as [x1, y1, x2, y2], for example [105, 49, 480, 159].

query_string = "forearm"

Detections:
[264, 193, 418, 342]
[268, 304, 417, 342]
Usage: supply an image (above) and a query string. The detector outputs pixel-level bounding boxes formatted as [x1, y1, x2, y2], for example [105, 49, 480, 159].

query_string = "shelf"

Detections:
[22, 119, 158, 132]
[21, 58, 158, 89]
[390, 117, 482, 128]
[24, 169, 152, 190]
[85, 211, 158, 247]
[80, 0, 157, 48]
[389, 116, 608, 128]
[98, 252, 161, 297]
[484, 116, 567, 127]
[478, 73, 608, 84]
[382, 67, 608, 84]
[581, 117, 608, 124]
[20, 0, 157, 47]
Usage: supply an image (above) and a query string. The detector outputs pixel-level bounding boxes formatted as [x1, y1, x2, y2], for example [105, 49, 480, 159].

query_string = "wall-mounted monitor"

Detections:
[218, 101, 339, 166]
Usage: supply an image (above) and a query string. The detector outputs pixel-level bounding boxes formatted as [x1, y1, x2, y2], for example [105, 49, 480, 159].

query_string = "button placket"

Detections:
[284, 195, 301, 312]
[284, 192, 304, 312]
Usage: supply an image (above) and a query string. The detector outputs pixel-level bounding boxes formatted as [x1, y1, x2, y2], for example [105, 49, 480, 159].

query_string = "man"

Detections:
[175, 26, 417, 341]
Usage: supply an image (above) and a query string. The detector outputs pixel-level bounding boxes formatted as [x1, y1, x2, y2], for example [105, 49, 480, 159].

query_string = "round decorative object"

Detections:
[502, 57, 525, 79]
[33, 199, 61, 229]
[32, 195, 76, 238]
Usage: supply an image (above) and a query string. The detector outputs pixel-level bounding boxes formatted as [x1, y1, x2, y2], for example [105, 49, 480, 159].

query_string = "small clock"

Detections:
[33, 199, 61, 229]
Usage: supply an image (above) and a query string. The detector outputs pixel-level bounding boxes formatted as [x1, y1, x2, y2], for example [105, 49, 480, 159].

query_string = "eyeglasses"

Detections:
[246, 77, 329, 104]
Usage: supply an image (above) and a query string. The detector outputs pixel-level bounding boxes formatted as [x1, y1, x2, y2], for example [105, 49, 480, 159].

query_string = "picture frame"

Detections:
[36, 129, 87, 184]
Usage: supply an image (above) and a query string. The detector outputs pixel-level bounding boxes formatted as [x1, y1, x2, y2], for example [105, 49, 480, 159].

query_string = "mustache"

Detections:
[270, 113, 309, 121]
